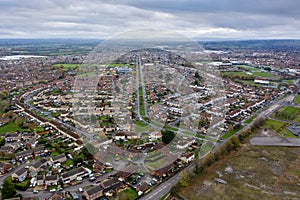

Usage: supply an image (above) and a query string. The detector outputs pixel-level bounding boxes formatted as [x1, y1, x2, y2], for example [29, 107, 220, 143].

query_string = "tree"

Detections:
[162, 130, 176, 144]
[179, 170, 191, 187]
[1, 177, 16, 199]
[0, 137, 5, 147]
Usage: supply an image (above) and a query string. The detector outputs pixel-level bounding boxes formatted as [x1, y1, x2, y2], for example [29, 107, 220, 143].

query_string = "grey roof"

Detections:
[15, 167, 27, 176]
[32, 158, 47, 169]
[51, 154, 66, 162]
[86, 185, 103, 196]
[62, 167, 86, 179]
[45, 175, 58, 181]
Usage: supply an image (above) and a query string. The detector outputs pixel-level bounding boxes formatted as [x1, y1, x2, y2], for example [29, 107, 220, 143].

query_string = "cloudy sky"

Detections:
[0, 0, 300, 40]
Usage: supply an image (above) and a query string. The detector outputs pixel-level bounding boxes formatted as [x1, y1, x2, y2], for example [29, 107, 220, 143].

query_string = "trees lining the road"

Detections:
[1, 177, 17, 199]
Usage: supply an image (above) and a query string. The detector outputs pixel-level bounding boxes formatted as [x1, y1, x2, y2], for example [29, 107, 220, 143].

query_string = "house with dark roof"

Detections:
[84, 185, 104, 200]
[4, 133, 20, 142]
[51, 154, 67, 163]
[45, 175, 58, 185]
[30, 158, 48, 172]
[136, 182, 150, 195]
[0, 145, 14, 154]
[151, 163, 175, 178]
[15, 150, 32, 160]
[33, 146, 44, 157]
[61, 167, 88, 183]
[12, 167, 27, 182]
[36, 175, 44, 185]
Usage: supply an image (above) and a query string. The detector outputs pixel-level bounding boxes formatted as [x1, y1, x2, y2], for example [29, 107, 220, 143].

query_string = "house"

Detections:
[12, 167, 27, 182]
[180, 152, 195, 163]
[126, 132, 140, 140]
[45, 175, 58, 185]
[100, 177, 124, 193]
[136, 182, 150, 195]
[176, 138, 195, 149]
[116, 164, 139, 181]
[33, 146, 44, 157]
[29, 158, 48, 172]
[21, 132, 35, 140]
[4, 133, 20, 142]
[151, 163, 175, 178]
[149, 132, 162, 141]
[84, 185, 104, 200]
[114, 132, 126, 141]
[36, 175, 44, 185]
[93, 160, 105, 173]
[61, 167, 88, 183]
[51, 154, 67, 164]
[0, 145, 14, 154]
[0, 162, 12, 174]
[15, 150, 32, 160]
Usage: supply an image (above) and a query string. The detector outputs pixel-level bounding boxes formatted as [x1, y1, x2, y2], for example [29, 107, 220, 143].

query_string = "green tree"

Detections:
[179, 170, 191, 187]
[0, 137, 5, 147]
[161, 130, 176, 144]
[1, 177, 16, 199]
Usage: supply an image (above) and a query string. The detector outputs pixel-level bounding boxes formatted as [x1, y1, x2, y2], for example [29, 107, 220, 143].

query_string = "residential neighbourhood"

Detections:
[0, 41, 299, 200]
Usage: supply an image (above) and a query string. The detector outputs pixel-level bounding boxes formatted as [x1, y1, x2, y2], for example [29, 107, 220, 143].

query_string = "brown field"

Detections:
[179, 144, 300, 200]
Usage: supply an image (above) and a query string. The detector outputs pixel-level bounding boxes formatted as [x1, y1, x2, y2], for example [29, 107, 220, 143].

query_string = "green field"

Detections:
[0, 121, 27, 134]
[221, 125, 243, 139]
[135, 120, 150, 133]
[263, 119, 297, 138]
[118, 188, 138, 200]
[294, 94, 300, 104]
[238, 65, 259, 72]
[53, 63, 80, 69]
[252, 71, 275, 78]
[274, 106, 300, 122]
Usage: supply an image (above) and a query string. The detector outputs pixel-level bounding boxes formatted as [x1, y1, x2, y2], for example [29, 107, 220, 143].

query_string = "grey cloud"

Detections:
[0, 0, 299, 39]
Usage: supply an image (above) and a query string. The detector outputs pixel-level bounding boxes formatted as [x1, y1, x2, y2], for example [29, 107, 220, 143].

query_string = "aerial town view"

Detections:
[0, 1, 300, 200]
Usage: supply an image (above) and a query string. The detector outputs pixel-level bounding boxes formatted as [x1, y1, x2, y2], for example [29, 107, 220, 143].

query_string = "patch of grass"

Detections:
[0, 121, 27, 134]
[274, 106, 300, 121]
[221, 126, 243, 139]
[135, 120, 150, 133]
[118, 187, 138, 200]
[244, 114, 257, 124]
[263, 118, 285, 131]
[294, 94, 300, 105]
[53, 63, 80, 69]
[252, 71, 275, 78]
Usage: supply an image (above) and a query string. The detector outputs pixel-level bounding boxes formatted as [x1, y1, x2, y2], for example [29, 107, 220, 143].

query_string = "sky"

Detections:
[0, 0, 300, 40]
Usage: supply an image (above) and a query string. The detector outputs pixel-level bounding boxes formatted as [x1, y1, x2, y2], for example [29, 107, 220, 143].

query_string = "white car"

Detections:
[78, 187, 83, 193]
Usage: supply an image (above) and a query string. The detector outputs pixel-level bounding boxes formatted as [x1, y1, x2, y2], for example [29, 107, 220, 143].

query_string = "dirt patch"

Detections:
[179, 144, 300, 200]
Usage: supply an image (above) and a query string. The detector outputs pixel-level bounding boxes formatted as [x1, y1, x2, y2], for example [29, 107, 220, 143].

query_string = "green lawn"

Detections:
[135, 121, 150, 133]
[238, 65, 259, 72]
[252, 71, 275, 78]
[221, 125, 243, 139]
[118, 188, 138, 200]
[274, 106, 300, 121]
[53, 63, 80, 69]
[294, 95, 300, 105]
[244, 114, 257, 124]
[264, 119, 285, 131]
[263, 119, 297, 138]
[0, 121, 27, 134]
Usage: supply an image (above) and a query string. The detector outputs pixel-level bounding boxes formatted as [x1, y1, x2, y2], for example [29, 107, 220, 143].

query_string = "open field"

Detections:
[294, 94, 300, 104]
[274, 106, 300, 122]
[263, 119, 297, 138]
[53, 63, 80, 69]
[0, 121, 28, 134]
[179, 144, 300, 200]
